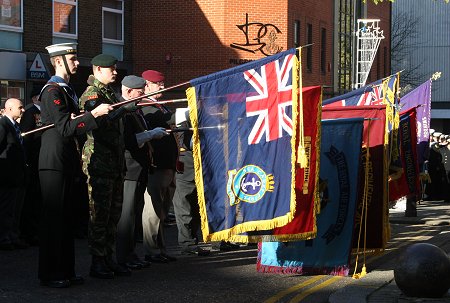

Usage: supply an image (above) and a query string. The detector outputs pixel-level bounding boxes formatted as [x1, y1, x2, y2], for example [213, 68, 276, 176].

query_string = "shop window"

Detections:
[1, 80, 25, 106]
[0, 0, 23, 50]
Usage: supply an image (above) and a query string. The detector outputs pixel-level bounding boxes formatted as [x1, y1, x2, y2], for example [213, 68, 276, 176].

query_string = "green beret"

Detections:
[91, 54, 118, 67]
[122, 75, 146, 89]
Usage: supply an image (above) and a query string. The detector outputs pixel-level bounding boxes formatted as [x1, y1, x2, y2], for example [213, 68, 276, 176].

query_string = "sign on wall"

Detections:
[28, 53, 49, 80]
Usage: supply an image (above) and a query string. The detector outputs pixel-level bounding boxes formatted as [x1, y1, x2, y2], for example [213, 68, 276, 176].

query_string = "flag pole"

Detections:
[21, 81, 190, 137]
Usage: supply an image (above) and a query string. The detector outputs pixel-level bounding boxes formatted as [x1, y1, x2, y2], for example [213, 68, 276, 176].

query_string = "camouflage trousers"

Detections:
[86, 173, 124, 257]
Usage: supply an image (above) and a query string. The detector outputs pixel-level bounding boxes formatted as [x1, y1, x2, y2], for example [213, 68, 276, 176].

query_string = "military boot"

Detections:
[90, 255, 114, 279]
[105, 256, 131, 276]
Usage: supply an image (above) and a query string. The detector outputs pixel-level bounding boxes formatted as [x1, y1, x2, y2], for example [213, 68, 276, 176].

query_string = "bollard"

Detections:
[394, 243, 450, 298]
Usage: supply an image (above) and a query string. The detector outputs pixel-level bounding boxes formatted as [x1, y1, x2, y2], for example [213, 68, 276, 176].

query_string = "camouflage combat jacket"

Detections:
[79, 76, 125, 177]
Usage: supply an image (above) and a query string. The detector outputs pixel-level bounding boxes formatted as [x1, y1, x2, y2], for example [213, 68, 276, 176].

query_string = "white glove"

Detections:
[136, 127, 169, 146]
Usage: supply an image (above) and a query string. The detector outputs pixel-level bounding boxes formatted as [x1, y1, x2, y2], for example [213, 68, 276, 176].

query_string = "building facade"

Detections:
[392, 0, 450, 131]
[132, 0, 391, 99]
[0, 0, 133, 106]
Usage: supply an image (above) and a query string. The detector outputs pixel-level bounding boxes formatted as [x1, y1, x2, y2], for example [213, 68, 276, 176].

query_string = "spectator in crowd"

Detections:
[20, 86, 43, 246]
[0, 98, 27, 251]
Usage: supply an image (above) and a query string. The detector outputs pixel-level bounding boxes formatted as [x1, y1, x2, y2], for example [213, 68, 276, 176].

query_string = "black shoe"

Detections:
[26, 236, 39, 246]
[181, 246, 211, 256]
[129, 255, 151, 268]
[105, 257, 131, 276]
[121, 261, 143, 270]
[160, 253, 177, 262]
[12, 239, 29, 249]
[90, 256, 114, 279]
[40, 279, 71, 288]
[0, 243, 14, 251]
[145, 254, 169, 264]
[216, 241, 240, 251]
[69, 275, 84, 285]
[138, 259, 151, 268]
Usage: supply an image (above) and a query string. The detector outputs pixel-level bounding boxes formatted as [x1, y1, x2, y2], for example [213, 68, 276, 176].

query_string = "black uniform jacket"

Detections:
[20, 104, 41, 169]
[141, 105, 178, 170]
[0, 116, 26, 186]
[39, 83, 97, 174]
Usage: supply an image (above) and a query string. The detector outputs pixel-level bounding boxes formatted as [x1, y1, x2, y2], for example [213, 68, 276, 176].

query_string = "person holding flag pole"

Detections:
[38, 43, 112, 288]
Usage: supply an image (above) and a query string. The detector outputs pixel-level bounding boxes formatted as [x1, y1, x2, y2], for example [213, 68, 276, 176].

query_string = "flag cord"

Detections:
[353, 120, 371, 279]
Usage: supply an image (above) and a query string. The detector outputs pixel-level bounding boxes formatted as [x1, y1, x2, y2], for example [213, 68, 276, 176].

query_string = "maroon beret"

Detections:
[142, 70, 165, 82]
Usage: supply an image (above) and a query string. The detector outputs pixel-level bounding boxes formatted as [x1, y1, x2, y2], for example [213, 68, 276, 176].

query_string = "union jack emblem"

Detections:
[244, 54, 294, 145]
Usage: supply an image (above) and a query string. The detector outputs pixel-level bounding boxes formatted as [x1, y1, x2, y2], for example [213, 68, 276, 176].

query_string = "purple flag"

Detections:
[399, 80, 432, 168]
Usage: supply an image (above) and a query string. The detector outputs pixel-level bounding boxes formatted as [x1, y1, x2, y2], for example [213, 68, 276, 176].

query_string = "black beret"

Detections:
[121, 75, 146, 89]
[91, 54, 118, 67]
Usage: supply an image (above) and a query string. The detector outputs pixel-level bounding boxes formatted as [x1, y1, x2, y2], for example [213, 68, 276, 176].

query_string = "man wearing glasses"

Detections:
[115, 75, 168, 270]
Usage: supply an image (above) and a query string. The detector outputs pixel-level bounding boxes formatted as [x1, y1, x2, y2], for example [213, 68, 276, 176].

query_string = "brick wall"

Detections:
[132, 0, 335, 93]
[23, 0, 52, 53]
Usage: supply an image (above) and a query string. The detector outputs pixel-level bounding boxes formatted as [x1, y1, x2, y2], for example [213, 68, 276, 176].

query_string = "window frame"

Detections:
[102, 0, 124, 45]
[0, 0, 23, 32]
[52, 0, 78, 38]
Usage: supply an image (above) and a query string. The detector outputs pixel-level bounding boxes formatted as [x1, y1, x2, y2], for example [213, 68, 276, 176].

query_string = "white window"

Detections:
[0, 0, 23, 31]
[53, 0, 77, 38]
[103, 0, 123, 43]
[103, 0, 123, 60]
[0, 0, 23, 50]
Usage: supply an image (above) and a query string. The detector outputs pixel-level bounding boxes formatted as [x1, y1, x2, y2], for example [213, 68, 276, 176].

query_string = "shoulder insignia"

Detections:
[87, 94, 98, 100]
[77, 122, 86, 128]
[53, 99, 61, 105]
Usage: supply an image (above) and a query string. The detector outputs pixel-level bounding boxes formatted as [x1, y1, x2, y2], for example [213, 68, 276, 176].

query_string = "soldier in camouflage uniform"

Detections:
[79, 54, 138, 279]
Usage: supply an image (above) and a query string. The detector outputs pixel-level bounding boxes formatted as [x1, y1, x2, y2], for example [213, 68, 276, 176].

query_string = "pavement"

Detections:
[329, 199, 450, 303]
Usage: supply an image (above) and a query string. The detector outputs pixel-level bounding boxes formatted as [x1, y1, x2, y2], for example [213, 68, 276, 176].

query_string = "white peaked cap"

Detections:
[45, 42, 77, 57]
[429, 129, 435, 135]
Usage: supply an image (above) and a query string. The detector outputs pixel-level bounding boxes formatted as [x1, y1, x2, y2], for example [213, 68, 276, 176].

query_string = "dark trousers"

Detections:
[21, 168, 41, 241]
[38, 170, 76, 281]
[0, 187, 19, 244]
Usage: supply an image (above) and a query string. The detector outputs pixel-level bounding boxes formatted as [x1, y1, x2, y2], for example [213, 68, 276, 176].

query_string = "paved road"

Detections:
[1, 201, 449, 303]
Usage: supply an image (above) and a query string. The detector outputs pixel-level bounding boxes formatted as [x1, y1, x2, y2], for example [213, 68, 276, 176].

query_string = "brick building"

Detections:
[0, 0, 391, 106]
[132, 0, 391, 99]
[0, 0, 133, 106]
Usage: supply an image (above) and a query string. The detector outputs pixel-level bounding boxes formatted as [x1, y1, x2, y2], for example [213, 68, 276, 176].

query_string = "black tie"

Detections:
[14, 122, 23, 145]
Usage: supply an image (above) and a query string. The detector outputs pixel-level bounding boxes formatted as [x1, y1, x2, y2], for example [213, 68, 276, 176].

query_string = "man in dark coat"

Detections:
[38, 43, 111, 288]
[20, 86, 43, 245]
[116, 75, 168, 270]
[0, 98, 27, 251]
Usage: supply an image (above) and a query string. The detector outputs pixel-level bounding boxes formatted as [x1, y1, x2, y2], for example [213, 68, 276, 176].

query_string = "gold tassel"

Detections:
[297, 145, 308, 167]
